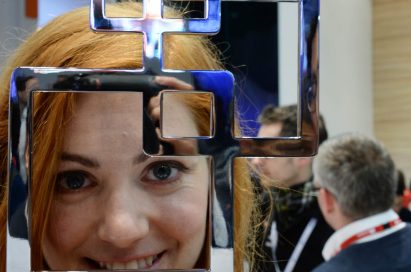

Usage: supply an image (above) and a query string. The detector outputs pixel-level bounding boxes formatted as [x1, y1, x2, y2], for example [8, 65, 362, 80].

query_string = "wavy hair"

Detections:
[0, 2, 261, 271]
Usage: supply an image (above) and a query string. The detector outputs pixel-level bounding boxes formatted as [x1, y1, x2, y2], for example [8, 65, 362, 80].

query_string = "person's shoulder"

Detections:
[312, 243, 398, 272]
[403, 222, 411, 230]
[312, 227, 411, 272]
[312, 255, 352, 272]
[385, 223, 411, 243]
[331, 227, 411, 269]
[398, 223, 411, 242]
[312, 262, 330, 272]
[346, 225, 411, 251]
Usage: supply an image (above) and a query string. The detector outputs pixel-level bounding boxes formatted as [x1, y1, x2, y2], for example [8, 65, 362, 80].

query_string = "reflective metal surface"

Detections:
[91, 0, 221, 72]
[7, 68, 234, 272]
[6, 0, 319, 271]
[161, 91, 215, 138]
[235, 0, 320, 157]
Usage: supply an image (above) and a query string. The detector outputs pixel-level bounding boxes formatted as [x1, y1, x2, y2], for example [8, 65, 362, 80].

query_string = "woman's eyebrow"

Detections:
[60, 152, 100, 168]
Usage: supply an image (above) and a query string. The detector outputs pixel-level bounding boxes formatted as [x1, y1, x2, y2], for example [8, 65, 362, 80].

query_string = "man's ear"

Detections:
[319, 188, 336, 214]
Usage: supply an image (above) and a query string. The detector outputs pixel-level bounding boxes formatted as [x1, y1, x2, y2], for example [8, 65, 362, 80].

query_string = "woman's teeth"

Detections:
[99, 255, 155, 270]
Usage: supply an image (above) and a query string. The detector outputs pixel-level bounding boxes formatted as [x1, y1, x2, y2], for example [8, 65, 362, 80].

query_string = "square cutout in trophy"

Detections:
[161, 91, 214, 138]
[28, 90, 213, 270]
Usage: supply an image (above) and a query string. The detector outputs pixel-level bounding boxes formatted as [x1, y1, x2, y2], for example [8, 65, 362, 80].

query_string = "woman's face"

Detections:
[42, 92, 209, 270]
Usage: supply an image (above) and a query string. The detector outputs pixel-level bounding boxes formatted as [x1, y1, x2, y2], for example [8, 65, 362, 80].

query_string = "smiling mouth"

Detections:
[92, 251, 164, 270]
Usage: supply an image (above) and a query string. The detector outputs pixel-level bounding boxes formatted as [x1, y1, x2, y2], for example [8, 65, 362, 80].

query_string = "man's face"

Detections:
[251, 122, 300, 188]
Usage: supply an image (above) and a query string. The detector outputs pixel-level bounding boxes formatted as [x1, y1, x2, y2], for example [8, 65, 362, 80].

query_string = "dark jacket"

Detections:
[312, 224, 411, 272]
[260, 182, 334, 272]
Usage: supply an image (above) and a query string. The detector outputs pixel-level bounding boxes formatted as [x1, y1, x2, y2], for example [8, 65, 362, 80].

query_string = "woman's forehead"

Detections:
[76, 92, 143, 114]
[63, 92, 200, 156]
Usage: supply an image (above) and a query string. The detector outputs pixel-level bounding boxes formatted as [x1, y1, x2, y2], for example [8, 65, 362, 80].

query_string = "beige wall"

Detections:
[320, 0, 373, 137]
[373, 0, 411, 181]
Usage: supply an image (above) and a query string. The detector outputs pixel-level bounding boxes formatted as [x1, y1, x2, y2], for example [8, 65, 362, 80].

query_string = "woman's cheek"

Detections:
[46, 202, 94, 256]
[163, 194, 208, 232]
[162, 176, 208, 227]
[165, 168, 209, 236]
[157, 190, 208, 267]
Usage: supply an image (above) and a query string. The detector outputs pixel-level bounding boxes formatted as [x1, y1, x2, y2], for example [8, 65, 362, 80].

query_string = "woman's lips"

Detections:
[96, 251, 163, 270]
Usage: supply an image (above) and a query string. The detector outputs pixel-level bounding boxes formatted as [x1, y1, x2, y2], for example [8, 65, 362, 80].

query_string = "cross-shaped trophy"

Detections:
[6, 0, 319, 271]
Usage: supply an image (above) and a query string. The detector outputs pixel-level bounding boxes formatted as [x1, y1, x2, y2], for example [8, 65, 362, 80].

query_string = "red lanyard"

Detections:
[340, 218, 402, 251]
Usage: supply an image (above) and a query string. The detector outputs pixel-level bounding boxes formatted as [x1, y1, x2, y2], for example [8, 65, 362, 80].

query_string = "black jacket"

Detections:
[313, 225, 411, 272]
[260, 182, 334, 272]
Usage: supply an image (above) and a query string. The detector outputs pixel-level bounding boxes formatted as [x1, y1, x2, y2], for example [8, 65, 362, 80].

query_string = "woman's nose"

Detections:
[97, 192, 149, 248]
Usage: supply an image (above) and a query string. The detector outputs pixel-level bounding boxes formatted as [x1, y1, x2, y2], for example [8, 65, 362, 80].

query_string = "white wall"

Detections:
[38, 0, 89, 27]
[278, 2, 299, 106]
[0, 0, 92, 71]
[319, 0, 373, 137]
[0, 0, 37, 72]
[279, 0, 373, 137]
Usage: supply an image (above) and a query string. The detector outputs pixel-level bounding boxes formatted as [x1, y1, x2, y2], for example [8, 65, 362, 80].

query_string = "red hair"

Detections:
[0, 2, 260, 271]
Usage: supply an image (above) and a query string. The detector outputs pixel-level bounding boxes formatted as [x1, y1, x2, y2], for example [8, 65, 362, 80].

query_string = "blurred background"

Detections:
[0, 0, 409, 182]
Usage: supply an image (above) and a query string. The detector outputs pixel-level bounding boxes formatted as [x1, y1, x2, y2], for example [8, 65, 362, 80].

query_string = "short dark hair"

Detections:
[258, 104, 328, 144]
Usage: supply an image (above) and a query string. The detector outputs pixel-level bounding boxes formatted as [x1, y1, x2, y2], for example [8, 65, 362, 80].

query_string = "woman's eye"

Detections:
[152, 164, 174, 180]
[56, 171, 93, 192]
[144, 161, 188, 183]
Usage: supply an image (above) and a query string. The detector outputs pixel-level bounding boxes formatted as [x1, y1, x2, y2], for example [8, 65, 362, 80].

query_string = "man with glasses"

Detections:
[312, 133, 411, 272]
[251, 104, 333, 272]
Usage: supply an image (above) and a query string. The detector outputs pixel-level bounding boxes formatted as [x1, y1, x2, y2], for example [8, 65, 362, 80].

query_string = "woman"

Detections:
[0, 2, 262, 271]
[33, 90, 212, 270]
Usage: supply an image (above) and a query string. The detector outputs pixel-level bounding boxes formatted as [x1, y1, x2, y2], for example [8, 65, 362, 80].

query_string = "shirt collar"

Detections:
[322, 209, 405, 260]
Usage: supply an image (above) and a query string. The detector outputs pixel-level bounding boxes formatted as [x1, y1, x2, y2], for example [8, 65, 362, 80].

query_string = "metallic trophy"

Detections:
[6, 0, 319, 270]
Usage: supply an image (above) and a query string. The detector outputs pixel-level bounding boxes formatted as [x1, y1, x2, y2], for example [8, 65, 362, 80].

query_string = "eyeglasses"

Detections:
[310, 184, 322, 197]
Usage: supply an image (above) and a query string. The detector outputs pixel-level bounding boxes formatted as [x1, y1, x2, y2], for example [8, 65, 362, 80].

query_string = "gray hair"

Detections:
[313, 133, 396, 220]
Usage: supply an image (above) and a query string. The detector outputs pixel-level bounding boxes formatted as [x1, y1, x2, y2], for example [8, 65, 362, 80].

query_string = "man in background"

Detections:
[313, 133, 411, 272]
[251, 104, 333, 272]
[393, 169, 411, 223]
